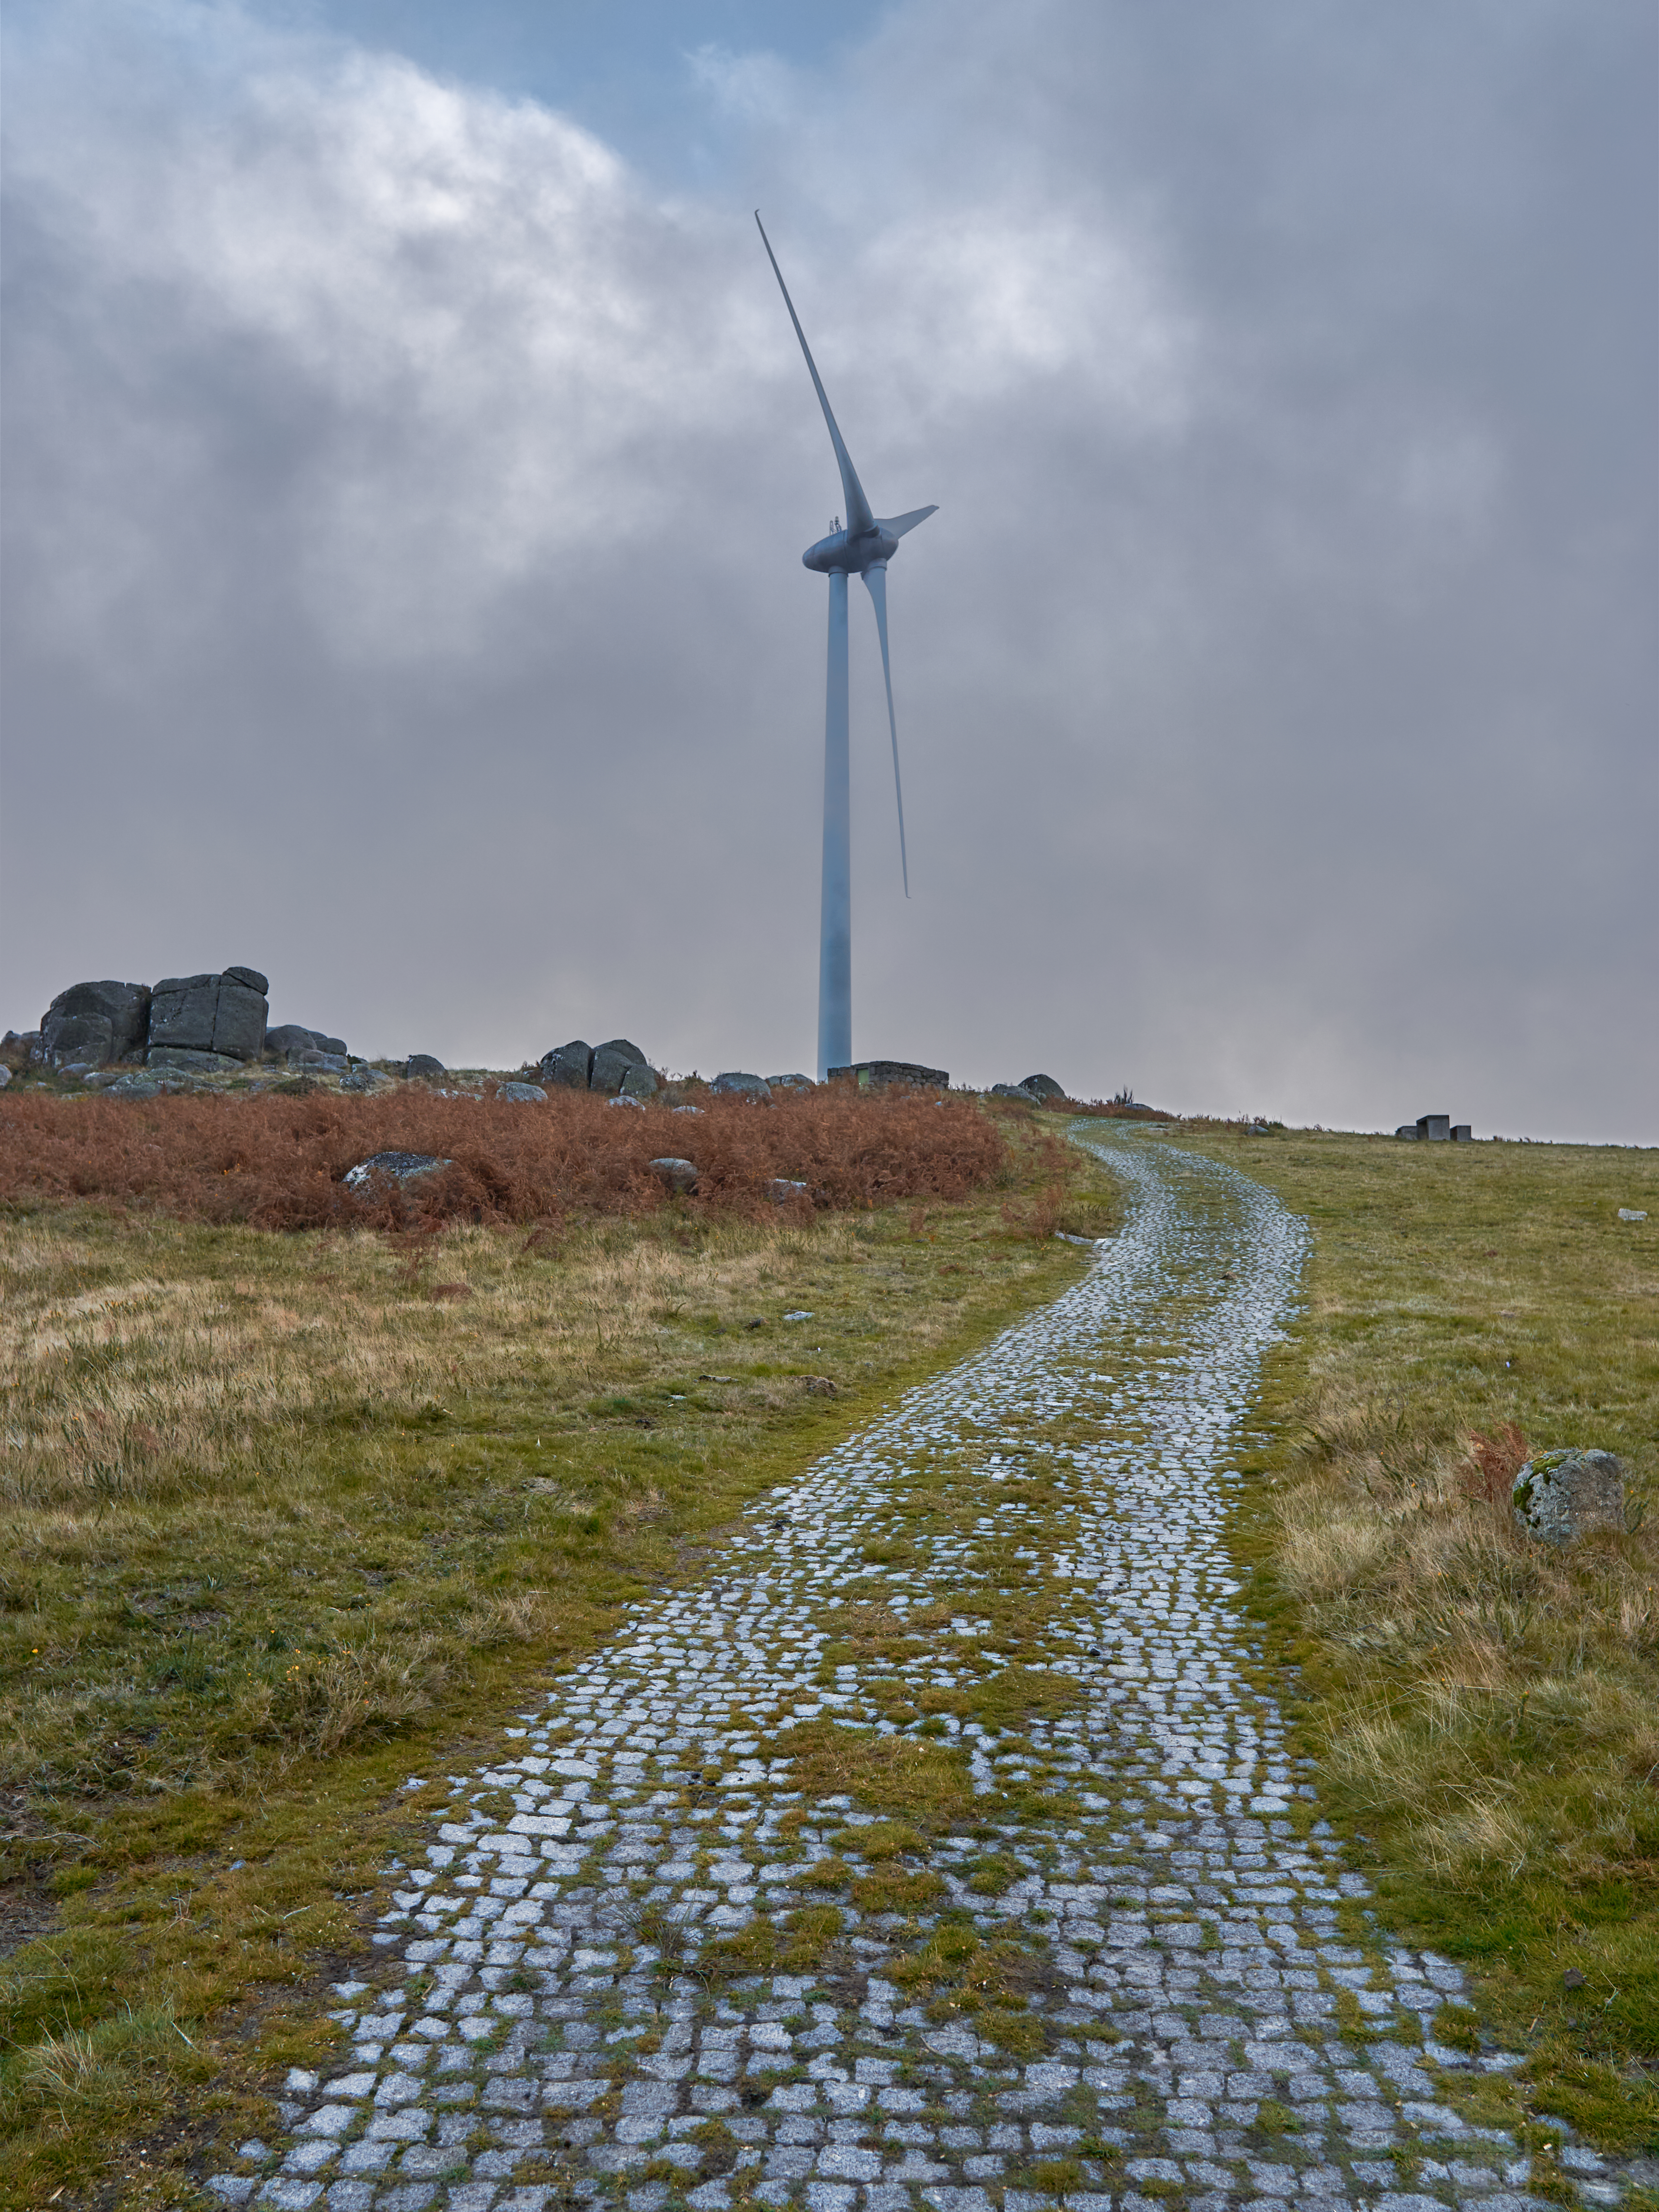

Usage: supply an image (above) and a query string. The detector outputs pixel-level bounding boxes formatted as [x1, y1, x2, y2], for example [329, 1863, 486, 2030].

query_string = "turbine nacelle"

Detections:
[803, 525, 894, 575]
[803, 506, 938, 576]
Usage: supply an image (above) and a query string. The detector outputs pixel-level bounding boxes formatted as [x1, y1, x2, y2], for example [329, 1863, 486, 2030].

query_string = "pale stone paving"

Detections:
[203, 1134, 1633, 2212]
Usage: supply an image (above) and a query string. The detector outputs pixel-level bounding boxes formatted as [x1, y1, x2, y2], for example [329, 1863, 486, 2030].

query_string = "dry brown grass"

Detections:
[0, 1083, 1002, 1230]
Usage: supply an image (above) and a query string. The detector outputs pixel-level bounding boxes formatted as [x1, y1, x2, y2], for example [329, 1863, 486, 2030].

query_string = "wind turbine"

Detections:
[756, 213, 937, 1083]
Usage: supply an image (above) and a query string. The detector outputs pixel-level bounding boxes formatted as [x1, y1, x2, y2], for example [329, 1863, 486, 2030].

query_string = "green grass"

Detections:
[1175, 1123, 1659, 2154]
[0, 1111, 1106, 2205]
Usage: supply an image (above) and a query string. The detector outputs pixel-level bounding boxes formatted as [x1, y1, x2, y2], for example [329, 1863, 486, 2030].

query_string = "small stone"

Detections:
[766, 1180, 810, 1202]
[1513, 1450, 1625, 1545]
[710, 1073, 772, 1101]
[609, 1095, 646, 1110]
[1618, 1208, 1647, 1223]
[0, 1067, 10, 1089]
[649, 1158, 698, 1192]
[406, 1054, 447, 1079]
[340, 1067, 392, 1092]
[991, 1083, 1040, 1102]
[499, 1082, 549, 1103]
[344, 1152, 452, 1189]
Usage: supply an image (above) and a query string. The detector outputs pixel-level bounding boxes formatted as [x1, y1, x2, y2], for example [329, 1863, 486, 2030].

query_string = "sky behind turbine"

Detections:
[2, 0, 1655, 1140]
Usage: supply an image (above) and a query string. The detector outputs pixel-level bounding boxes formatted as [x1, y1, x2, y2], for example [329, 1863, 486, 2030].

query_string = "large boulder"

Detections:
[212, 977, 268, 1060]
[766, 1073, 815, 1093]
[542, 1040, 593, 1090]
[1019, 1072, 1065, 1100]
[619, 1062, 659, 1099]
[710, 1071, 772, 1102]
[649, 1157, 698, 1192]
[265, 1024, 315, 1059]
[590, 1038, 648, 1095]
[41, 981, 151, 1066]
[828, 1059, 949, 1091]
[148, 969, 269, 1063]
[148, 974, 221, 1054]
[1513, 1450, 1626, 1545]
[406, 1054, 446, 1080]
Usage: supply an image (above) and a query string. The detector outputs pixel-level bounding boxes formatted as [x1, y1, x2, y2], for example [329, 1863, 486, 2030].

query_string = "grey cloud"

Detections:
[2, 0, 1653, 1139]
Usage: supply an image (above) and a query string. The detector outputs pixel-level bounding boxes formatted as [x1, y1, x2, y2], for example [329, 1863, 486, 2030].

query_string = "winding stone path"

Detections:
[206, 1134, 1630, 2212]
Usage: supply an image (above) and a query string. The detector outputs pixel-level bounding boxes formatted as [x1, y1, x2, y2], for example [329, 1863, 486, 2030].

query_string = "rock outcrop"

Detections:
[710, 1072, 772, 1101]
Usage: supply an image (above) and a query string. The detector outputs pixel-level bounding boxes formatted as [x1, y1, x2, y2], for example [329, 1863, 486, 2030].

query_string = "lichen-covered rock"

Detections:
[649, 1157, 698, 1192]
[212, 977, 268, 1060]
[344, 1151, 450, 1189]
[146, 1046, 242, 1074]
[619, 1062, 659, 1099]
[406, 1054, 446, 1079]
[710, 1071, 772, 1101]
[1019, 1072, 1065, 1100]
[1512, 1449, 1626, 1545]
[340, 1066, 393, 1092]
[498, 1081, 548, 1102]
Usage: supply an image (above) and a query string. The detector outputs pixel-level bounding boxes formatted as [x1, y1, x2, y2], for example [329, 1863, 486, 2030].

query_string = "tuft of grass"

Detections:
[1175, 1122, 1659, 2152]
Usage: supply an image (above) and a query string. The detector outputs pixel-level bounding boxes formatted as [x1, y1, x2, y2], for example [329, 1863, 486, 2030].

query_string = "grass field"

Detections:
[1174, 1124, 1659, 2160]
[0, 1098, 1113, 2206]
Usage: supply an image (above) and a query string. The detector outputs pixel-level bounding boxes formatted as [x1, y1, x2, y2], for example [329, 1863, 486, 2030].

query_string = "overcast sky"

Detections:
[3, 0, 1654, 1140]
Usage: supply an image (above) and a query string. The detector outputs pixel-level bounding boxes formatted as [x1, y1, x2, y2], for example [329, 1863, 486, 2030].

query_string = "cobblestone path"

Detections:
[207, 1134, 1631, 2212]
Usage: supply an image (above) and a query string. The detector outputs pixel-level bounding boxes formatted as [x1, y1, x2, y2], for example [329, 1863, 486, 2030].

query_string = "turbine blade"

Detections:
[877, 505, 939, 540]
[755, 212, 876, 538]
[862, 564, 910, 898]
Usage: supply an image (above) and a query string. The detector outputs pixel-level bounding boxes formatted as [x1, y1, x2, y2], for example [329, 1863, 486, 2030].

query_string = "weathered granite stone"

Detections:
[222, 966, 269, 995]
[42, 981, 151, 1065]
[498, 1081, 548, 1102]
[619, 1062, 659, 1099]
[828, 1060, 949, 1090]
[649, 1158, 698, 1192]
[0, 1067, 9, 1090]
[344, 1151, 451, 1190]
[608, 1095, 645, 1110]
[591, 1039, 647, 1096]
[311, 1034, 348, 1058]
[107, 1071, 165, 1097]
[710, 1072, 772, 1101]
[991, 1082, 1040, 1102]
[1019, 1073, 1065, 1100]
[406, 1055, 446, 1080]
[340, 1066, 392, 1092]
[147, 1047, 242, 1074]
[767, 1179, 810, 1202]
[1513, 1450, 1626, 1545]
[543, 1041, 593, 1090]
[766, 1074, 815, 1093]
[264, 1025, 316, 1059]
[212, 978, 268, 1061]
[148, 975, 221, 1053]
[293, 1051, 348, 1075]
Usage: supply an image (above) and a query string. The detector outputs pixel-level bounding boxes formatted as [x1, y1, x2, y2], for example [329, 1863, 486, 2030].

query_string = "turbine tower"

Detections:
[756, 213, 937, 1082]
